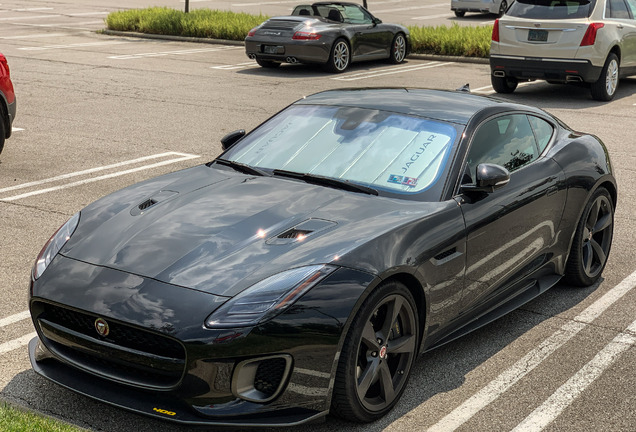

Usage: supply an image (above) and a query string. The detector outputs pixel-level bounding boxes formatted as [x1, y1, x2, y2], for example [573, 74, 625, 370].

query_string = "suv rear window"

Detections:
[507, 0, 597, 18]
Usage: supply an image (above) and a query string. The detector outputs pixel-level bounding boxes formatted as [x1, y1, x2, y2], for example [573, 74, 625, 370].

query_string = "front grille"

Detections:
[32, 301, 186, 389]
[254, 357, 287, 397]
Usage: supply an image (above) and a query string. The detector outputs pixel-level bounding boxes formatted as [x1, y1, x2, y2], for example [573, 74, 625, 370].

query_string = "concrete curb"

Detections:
[99, 29, 490, 65]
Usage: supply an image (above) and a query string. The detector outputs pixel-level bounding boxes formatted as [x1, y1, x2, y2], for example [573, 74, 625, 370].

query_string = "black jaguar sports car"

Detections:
[29, 88, 615, 426]
[245, 2, 410, 72]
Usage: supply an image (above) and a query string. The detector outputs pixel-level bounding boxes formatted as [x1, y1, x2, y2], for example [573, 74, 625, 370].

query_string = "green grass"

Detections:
[104, 7, 493, 57]
[0, 403, 83, 432]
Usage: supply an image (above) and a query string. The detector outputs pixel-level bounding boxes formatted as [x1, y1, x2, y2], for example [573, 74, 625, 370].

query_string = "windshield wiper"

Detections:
[273, 169, 378, 196]
[213, 159, 270, 177]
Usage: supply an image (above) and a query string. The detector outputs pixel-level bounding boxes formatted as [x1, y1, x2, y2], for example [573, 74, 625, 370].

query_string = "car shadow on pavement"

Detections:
[1, 280, 601, 432]
[237, 60, 413, 79]
[492, 78, 636, 110]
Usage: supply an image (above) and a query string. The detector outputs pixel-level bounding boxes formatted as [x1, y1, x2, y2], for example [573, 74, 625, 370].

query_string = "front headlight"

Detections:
[32, 212, 80, 280]
[205, 265, 336, 329]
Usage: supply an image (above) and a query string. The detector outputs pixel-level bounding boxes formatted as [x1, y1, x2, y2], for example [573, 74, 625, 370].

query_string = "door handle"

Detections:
[617, 24, 624, 29]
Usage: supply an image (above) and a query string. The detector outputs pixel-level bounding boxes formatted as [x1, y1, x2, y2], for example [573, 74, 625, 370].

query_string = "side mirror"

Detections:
[373, 18, 382, 25]
[221, 129, 245, 151]
[461, 163, 510, 194]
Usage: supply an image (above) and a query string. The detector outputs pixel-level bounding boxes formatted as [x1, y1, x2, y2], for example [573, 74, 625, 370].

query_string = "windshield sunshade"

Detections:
[224, 105, 457, 194]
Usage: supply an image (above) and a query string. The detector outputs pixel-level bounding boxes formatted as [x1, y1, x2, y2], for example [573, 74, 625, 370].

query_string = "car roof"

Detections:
[311, 2, 363, 6]
[297, 88, 538, 125]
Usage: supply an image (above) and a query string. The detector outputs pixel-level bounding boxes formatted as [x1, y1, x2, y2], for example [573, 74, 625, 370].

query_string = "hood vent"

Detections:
[130, 190, 179, 216]
[277, 229, 312, 239]
[138, 199, 158, 211]
[267, 219, 337, 245]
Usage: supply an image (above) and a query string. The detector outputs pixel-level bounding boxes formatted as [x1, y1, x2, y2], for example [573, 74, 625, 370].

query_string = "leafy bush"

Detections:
[105, 8, 493, 57]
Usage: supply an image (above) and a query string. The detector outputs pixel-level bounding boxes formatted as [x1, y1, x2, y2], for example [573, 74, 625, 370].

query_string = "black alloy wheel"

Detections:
[325, 39, 350, 73]
[564, 187, 614, 286]
[454, 11, 466, 17]
[389, 33, 407, 64]
[256, 58, 281, 68]
[331, 281, 419, 422]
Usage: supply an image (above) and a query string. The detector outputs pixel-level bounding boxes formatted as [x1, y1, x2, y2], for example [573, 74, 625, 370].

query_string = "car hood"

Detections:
[62, 164, 439, 297]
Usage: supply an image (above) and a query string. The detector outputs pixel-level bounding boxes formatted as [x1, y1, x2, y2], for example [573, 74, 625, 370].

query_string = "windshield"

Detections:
[507, 0, 597, 18]
[222, 104, 458, 196]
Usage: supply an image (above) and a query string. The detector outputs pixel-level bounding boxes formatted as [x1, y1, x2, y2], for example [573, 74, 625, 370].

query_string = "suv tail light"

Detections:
[0, 53, 9, 77]
[580, 23, 604, 46]
[492, 19, 500, 42]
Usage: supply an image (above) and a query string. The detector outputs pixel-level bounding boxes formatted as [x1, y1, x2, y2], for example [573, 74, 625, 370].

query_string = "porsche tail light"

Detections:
[492, 19, 500, 42]
[247, 27, 257, 37]
[580, 23, 604, 46]
[292, 31, 322, 40]
[0, 53, 9, 77]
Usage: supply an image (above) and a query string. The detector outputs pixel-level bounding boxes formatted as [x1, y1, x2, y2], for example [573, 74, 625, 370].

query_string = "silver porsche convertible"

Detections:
[245, 2, 410, 72]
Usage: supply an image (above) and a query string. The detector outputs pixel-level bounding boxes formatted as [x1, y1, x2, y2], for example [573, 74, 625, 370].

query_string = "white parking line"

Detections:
[426, 268, 636, 432]
[0, 152, 200, 201]
[211, 61, 260, 70]
[411, 13, 452, 20]
[0, 311, 31, 328]
[512, 317, 636, 431]
[10, 7, 54, 12]
[109, 45, 240, 60]
[0, 14, 62, 21]
[333, 61, 452, 81]
[374, 3, 447, 13]
[18, 40, 128, 51]
[0, 32, 71, 39]
[232, 0, 298, 6]
[0, 332, 36, 355]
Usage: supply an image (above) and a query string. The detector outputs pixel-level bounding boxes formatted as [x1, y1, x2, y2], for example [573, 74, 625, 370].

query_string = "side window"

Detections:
[607, 0, 631, 18]
[625, 0, 636, 17]
[467, 114, 539, 178]
[528, 116, 554, 153]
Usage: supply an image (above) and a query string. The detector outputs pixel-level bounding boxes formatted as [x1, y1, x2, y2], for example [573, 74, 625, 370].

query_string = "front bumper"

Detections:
[29, 255, 373, 426]
[490, 54, 603, 83]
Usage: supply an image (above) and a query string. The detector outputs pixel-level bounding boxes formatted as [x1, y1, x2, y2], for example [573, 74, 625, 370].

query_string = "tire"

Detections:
[491, 74, 518, 94]
[0, 116, 5, 155]
[324, 38, 350, 73]
[590, 53, 619, 101]
[497, 0, 508, 17]
[388, 33, 407, 64]
[564, 187, 614, 287]
[255, 58, 280, 68]
[454, 11, 466, 17]
[331, 281, 419, 422]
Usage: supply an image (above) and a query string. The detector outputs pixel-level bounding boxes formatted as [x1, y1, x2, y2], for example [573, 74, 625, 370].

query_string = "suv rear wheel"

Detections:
[491, 74, 518, 94]
[590, 53, 619, 101]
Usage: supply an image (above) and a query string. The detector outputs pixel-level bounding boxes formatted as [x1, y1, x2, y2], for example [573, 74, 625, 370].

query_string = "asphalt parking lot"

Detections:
[1, 1, 635, 431]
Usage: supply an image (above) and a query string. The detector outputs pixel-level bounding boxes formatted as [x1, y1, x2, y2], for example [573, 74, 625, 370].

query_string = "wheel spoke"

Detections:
[361, 320, 380, 350]
[590, 238, 607, 267]
[357, 358, 380, 400]
[593, 211, 612, 233]
[387, 334, 415, 355]
[378, 361, 395, 404]
[586, 199, 600, 230]
[582, 242, 593, 274]
[380, 296, 403, 340]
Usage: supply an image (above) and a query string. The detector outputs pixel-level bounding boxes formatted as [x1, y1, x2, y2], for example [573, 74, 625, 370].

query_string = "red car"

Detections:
[0, 52, 16, 155]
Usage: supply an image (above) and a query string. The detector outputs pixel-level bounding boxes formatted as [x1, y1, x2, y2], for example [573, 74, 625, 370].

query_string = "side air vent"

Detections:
[130, 190, 179, 216]
[266, 218, 337, 245]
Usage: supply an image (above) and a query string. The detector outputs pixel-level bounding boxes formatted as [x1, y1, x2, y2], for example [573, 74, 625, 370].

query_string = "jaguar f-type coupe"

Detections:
[29, 88, 616, 427]
[245, 2, 410, 72]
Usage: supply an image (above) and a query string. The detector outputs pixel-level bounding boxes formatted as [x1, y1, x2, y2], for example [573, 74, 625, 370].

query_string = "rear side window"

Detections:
[507, 0, 597, 18]
[528, 116, 554, 153]
[606, 0, 633, 18]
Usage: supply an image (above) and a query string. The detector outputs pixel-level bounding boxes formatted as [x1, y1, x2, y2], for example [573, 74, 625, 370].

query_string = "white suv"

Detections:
[489, 0, 636, 101]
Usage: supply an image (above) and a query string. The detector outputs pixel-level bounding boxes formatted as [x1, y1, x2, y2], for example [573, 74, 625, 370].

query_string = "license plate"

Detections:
[527, 29, 548, 42]
[263, 45, 283, 54]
